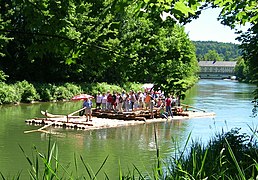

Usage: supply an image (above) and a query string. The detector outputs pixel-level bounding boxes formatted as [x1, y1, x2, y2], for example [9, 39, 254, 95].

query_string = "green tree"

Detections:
[238, 28, 258, 84]
[114, 3, 199, 94]
[234, 57, 248, 81]
[0, 0, 80, 82]
[0, 17, 12, 57]
[204, 50, 222, 61]
[209, 0, 258, 88]
[0, 0, 199, 96]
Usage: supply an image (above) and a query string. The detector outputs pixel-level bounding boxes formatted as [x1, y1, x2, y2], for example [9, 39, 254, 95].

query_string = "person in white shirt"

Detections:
[129, 90, 136, 111]
[116, 92, 123, 112]
[96, 92, 103, 109]
[138, 91, 145, 109]
[101, 93, 107, 111]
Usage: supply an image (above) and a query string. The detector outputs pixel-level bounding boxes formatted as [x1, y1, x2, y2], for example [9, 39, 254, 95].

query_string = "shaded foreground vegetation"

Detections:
[1, 127, 258, 179]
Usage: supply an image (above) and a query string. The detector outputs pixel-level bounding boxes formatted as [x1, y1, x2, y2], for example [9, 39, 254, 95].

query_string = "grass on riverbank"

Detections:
[1, 127, 258, 179]
[166, 127, 258, 179]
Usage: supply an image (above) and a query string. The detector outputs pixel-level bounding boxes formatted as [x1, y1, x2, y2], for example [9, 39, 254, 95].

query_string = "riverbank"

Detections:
[0, 80, 144, 105]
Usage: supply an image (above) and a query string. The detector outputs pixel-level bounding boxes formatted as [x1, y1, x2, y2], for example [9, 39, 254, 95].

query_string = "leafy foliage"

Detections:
[0, 0, 199, 97]
[89, 82, 123, 95]
[35, 84, 54, 102]
[210, 0, 258, 98]
[234, 57, 249, 81]
[1, 0, 257, 100]
[238, 27, 258, 84]
[0, 70, 8, 82]
[14, 81, 39, 103]
[0, 82, 19, 104]
[0, 81, 149, 104]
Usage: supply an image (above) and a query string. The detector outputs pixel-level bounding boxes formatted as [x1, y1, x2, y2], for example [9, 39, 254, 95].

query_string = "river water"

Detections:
[0, 79, 257, 179]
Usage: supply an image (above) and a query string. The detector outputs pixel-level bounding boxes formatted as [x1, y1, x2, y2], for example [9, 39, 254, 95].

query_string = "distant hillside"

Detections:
[193, 41, 242, 61]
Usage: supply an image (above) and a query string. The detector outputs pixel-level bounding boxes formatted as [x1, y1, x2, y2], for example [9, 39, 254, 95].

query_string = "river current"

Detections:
[0, 79, 257, 178]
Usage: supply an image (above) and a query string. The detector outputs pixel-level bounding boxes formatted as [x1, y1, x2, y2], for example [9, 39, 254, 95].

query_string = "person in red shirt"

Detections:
[165, 95, 173, 118]
[107, 91, 113, 111]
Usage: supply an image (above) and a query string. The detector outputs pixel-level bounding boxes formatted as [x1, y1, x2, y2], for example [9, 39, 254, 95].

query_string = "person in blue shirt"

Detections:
[83, 97, 92, 122]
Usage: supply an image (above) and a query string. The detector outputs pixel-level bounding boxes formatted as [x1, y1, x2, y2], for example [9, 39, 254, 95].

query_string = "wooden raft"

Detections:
[24, 105, 215, 133]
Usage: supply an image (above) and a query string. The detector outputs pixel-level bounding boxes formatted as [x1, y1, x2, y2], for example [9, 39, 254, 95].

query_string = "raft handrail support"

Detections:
[24, 122, 54, 134]
[66, 107, 87, 122]
[24, 107, 87, 133]
[181, 103, 206, 112]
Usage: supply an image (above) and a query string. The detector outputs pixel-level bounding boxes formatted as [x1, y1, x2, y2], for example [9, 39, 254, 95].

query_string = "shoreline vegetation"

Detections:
[0, 80, 145, 105]
[1, 127, 258, 179]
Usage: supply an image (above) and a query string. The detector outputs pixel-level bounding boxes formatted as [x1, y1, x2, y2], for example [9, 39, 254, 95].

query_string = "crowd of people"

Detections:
[81, 89, 181, 121]
[85, 89, 181, 119]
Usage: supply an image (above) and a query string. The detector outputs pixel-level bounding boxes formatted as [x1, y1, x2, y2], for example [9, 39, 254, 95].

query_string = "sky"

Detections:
[184, 8, 250, 44]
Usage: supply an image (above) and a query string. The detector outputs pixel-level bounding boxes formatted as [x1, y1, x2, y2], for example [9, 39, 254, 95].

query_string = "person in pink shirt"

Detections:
[101, 93, 107, 111]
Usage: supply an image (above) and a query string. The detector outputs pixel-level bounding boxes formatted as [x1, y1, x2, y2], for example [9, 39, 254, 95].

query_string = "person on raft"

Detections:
[83, 97, 92, 122]
[165, 95, 173, 119]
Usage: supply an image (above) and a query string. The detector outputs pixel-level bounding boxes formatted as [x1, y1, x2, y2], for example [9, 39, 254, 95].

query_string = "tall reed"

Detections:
[165, 128, 258, 179]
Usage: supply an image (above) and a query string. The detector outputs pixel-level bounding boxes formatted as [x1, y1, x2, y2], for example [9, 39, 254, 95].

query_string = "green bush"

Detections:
[35, 83, 81, 102]
[0, 81, 149, 104]
[14, 80, 39, 103]
[35, 83, 54, 102]
[63, 83, 82, 96]
[52, 85, 73, 101]
[79, 82, 92, 94]
[122, 82, 144, 92]
[0, 82, 19, 104]
[91, 82, 123, 95]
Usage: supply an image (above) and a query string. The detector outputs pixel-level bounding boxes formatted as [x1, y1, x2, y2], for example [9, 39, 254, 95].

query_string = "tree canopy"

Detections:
[0, 0, 200, 96]
[214, 0, 258, 96]
[0, 0, 258, 96]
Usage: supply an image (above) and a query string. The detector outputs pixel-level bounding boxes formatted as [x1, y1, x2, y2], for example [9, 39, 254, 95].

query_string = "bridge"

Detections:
[198, 61, 237, 79]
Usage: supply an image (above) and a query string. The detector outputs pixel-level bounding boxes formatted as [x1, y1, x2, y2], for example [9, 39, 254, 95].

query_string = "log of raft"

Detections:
[25, 118, 94, 132]
[92, 109, 157, 120]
